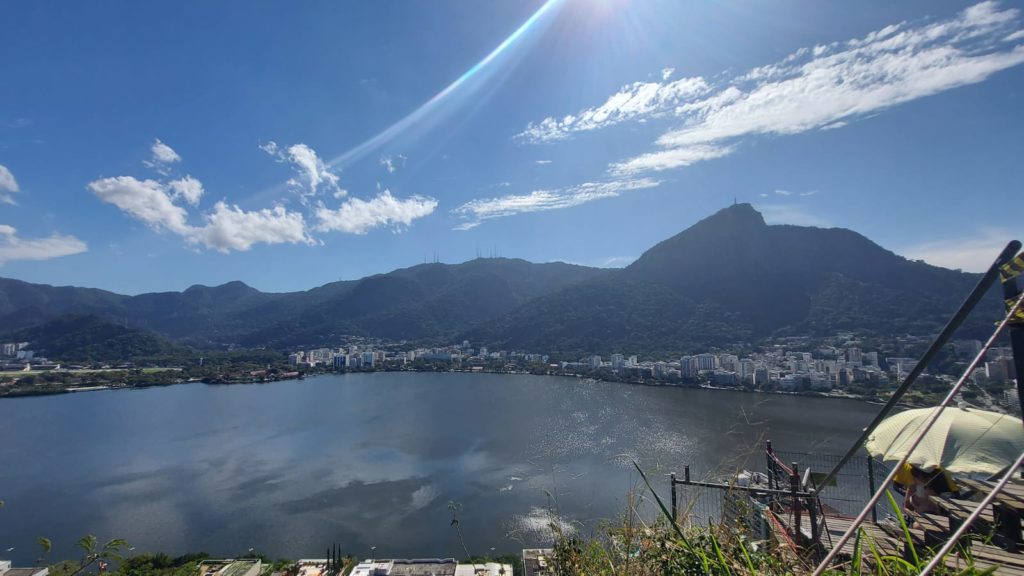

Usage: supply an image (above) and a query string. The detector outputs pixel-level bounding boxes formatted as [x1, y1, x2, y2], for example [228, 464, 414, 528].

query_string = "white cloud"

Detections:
[263, 141, 343, 198]
[258, 141, 279, 156]
[453, 178, 661, 227]
[91, 141, 436, 253]
[520, 2, 1024, 177]
[516, 76, 710, 142]
[380, 154, 407, 174]
[0, 164, 20, 205]
[191, 202, 314, 253]
[608, 145, 733, 176]
[315, 190, 438, 234]
[87, 176, 192, 235]
[757, 204, 832, 227]
[534, 159, 553, 165]
[900, 227, 1014, 272]
[661, 67, 675, 81]
[0, 224, 87, 265]
[168, 175, 204, 206]
[775, 189, 793, 196]
[144, 139, 181, 173]
[287, 143, 340, 195]
[150, 139, 180, 164]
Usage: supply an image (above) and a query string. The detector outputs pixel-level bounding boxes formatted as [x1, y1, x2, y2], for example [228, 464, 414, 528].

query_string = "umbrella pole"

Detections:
[814, 240, 1021, 493]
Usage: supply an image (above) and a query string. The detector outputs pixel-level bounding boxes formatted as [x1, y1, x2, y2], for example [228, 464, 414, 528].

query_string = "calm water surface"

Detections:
[0, 373, 877, 563]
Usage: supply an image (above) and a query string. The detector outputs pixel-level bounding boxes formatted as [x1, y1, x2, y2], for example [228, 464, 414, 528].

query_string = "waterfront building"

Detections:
[349, 558, 501, 576]
[712, 370, 737, 387]
[522, 549, 554, 576]
[680, 356, 698, 378]
[738, 359, 755, 382]
[695, 353, 718, 371]
[454, 563, 512, 575]
[198, 559, 262, 576]
[0, 560, 48, 576]
[754, 367, 769, 388]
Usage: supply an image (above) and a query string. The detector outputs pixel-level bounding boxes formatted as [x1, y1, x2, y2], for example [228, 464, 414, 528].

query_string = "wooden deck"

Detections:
[816, 514, 1024, 575]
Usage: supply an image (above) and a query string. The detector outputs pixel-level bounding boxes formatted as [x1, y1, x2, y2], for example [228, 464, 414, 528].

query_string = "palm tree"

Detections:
[36, 538, 51, 567]
[71, 535, 128, 576]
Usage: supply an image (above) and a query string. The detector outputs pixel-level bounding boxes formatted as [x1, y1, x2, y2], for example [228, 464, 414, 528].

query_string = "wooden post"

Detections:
[791, 462, 802, 541]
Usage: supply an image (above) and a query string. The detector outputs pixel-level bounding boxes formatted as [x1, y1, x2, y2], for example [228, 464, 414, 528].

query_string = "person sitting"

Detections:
[893, 463, 957, 519]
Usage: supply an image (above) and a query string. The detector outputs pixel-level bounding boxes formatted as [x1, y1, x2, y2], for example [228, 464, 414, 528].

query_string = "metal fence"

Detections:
[670, 442, 903, 529]
[770, 448, 901, 521]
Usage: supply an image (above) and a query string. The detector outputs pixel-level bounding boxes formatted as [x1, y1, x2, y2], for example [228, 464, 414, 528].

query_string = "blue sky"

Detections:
[1, 0, 1023, 294]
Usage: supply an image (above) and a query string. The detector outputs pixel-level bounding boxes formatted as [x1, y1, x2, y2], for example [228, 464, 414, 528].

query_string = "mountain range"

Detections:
[0, 204, 1003, 359]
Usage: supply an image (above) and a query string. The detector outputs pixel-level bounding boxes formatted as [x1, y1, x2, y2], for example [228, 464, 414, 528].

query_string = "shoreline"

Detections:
[0, 366, 890, 406]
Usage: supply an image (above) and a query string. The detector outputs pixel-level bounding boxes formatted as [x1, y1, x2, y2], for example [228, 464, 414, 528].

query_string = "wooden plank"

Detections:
[960, 478, 1024, 512]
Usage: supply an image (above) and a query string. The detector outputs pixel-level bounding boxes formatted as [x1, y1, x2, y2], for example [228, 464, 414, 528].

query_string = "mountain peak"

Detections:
[700, 202, 766, 229]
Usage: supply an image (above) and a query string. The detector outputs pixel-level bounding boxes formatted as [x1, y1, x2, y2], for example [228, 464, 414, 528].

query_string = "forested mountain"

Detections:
[0, 259, 605, 348]
[0, 204, 1002, 357]
[3, 314, 185, 363]
[462, 204, 998, 356]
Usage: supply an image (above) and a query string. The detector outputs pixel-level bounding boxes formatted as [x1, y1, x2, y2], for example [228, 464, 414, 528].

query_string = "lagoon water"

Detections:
[0, 373, 877, 563]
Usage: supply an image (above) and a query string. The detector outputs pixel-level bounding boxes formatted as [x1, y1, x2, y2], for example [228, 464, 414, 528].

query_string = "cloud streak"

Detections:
[452, 178, 661, 228]
[315, 190, 438, 234]
[520, 1, 1024, 179]
[0, 164, 20, 205]
[900, 227, 1015, 272]
[0, 224, 88, 265]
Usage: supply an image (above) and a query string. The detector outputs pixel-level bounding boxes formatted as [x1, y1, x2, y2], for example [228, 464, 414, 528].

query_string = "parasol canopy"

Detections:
[865, 406, 1024, 476]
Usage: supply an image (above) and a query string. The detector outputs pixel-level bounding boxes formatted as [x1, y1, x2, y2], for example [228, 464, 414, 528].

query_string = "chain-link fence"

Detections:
[770, 449, 901, 521]
[671, 444, 903, 530]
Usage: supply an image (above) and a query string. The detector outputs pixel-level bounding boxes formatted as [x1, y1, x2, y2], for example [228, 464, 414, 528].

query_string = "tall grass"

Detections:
[543, 462, 996, 575]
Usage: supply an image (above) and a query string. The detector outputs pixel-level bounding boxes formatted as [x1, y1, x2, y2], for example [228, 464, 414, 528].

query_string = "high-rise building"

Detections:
[695, 354, 718, 371]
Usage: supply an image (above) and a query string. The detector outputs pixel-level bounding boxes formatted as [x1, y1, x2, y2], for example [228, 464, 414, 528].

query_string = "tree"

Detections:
[71, 535, 129, 576]
[36, 537, 52, 567]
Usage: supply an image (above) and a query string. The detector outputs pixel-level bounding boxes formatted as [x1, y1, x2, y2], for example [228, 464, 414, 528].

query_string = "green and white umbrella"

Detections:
[865, 406, 1024, 476]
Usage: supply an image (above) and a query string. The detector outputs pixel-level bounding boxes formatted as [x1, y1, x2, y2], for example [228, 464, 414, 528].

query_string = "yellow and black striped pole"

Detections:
[1002, 253, 1024, 283]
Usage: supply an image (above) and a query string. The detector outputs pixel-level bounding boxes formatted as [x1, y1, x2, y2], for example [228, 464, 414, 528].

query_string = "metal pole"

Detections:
[1002, 268, 1024, 419]
[791, 462, 801, 541]
[670, 472, 677, 523]
[817, 241, 1021, 492]
[866, 456, 877, 523]
[808, 488, 819, 548]
[812, 291, 1024, 576]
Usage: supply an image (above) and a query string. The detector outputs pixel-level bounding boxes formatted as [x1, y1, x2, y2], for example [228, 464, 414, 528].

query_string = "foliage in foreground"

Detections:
[544, 464, 1000, 576]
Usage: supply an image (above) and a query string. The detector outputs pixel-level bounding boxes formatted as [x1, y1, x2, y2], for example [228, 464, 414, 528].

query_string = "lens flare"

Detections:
[326, 0, 565, 170]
